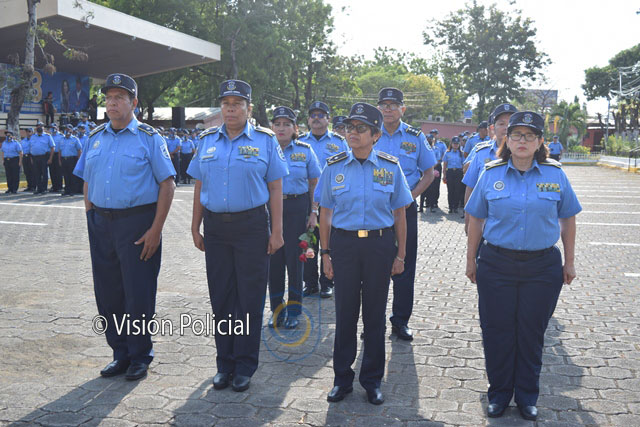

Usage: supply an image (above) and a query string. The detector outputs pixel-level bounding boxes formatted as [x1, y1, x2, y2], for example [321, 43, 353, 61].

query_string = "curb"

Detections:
[596, 162, 640, 174]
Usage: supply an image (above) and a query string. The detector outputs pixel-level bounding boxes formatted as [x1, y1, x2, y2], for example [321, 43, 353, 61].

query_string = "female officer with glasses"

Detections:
[188, 80, 288, 393]
[465, 111, 581, 421]
[268, 106, 321, 329]
[319, 102, 412, 405]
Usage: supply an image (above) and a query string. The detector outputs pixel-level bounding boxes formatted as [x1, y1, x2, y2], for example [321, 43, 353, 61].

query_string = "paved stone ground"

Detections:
[0, 165, 639, 426]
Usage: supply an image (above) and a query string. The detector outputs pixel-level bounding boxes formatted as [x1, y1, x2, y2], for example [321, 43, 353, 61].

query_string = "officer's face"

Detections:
[105, 88, 136, 122]
[478, 127, 488, 138]
[272, 118, 296, 144]
[307, 109, 329, 135]
[221, 96, 250, 129]
[493, 113, 512, 144]
[346, 120, 377, 150]
[507, 126, 542, 160]
[333, 123, 346, 138]
[377, 101, 405, 125]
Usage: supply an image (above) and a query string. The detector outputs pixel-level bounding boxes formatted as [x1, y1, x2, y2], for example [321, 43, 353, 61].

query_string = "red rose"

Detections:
[299, 240, 309, 250]
[299, 253, 307, 263]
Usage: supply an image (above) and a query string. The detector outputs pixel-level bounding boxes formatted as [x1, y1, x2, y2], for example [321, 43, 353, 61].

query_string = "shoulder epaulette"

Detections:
[255, 126, 275, 137]
[327, 151, 348, 165]
[89, 123, 106, 138]
[294, 140, 311, 149]
[475, 141, 493, 151]
[485, 159, 507, 170]
[199, 126, 219, 139]
[333, 133, 345, 140]
[405, 126, 422, 137]
[541, 158, 562, 168]
[137, 123, 157, 136]
[377, 151, 399, 164]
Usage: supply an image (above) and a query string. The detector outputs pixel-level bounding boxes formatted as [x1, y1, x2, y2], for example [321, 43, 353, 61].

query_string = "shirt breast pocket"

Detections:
[85, 147, 102, 170]
[121, 146, 148, 175]
[289, 161, 306, 178]
[486, 191, 513, 217]
[536, 192, 561, 216]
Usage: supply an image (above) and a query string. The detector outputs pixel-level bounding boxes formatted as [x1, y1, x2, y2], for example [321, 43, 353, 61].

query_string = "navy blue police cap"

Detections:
[64, 124, 73, 130]
[477, 121, 488, 129]
[332, 115, 346, 127]
[426, 134, 434, 140]
[451, 136, 461, 143]
[36, 121, 44, 127]
[490, 103, 518, 124]
[308, 101, 329, 114]
[25, 127, 34, 132]
[272, 106, 296, 123]
[5, 130, 13, 136]
[169, 127, 176, 132]
[219, 79, 251, 101]
[553, 135, 559, 139]
[344, 102, 383, 130]
[49, 123, 58, 129]
[508, 111, 544, 135]
[430, 128, 439, 134]
[464, 130, 471, 135]
[101, 73, 137, 97]
[378, 87, 404, 104]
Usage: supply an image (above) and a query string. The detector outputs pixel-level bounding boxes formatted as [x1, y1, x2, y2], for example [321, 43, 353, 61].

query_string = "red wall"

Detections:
[419, 121, 478, 140]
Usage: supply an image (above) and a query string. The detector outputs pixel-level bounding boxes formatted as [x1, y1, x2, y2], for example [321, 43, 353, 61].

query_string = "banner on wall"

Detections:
[0, 63, 90, 114]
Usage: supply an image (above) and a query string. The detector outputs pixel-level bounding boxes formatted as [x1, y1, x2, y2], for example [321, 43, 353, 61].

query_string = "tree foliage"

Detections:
[547, 97, 587, 143]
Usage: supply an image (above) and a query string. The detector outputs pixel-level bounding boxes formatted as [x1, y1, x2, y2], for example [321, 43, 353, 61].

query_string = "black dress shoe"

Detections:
[303, 285, 319, 296]
[232, 374, 251, 392]
[391, 324, 413, 341]
[268, 312, 285, 328]
[124, 362, 148, 381]
[100, 360, 130, 377]
[320, 287, 333, 298]
[518, 405, 537, 421]
[487, 403, 507, 418]
[213, 372, 232, 390]
[284, 316, 299, 329]
[366, 388, 384, 405]
[327, 385, 353, 402]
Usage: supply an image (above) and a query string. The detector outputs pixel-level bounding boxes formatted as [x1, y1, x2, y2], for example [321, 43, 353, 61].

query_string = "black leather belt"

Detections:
[333, 227, 393, 238]
[448, 168, 462, 171]
[205, 205, 265, 223]
[62, 156, 77, 159]
[485, 242, 553, 261]
[283, 193, 306, 200]
[93, 203, 156, 220]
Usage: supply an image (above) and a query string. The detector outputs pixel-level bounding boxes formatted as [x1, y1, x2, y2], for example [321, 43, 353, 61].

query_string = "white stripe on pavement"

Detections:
[588, 242, 640, 247]
[580, 202, 640, 206]
[175, 190, 194, 194]
[581, 211, 640, 214]
[0, 220, 47, 226]
[576, 195, 640, 198]
[578, 222, 640, 227]
[624, 273, 640, 277]
[0, 202, 84, 209]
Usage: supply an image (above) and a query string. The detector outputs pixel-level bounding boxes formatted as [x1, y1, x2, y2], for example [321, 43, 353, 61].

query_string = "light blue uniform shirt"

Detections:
[77, 121, 90, 132]
[281, 140, 321, 195]
[465, 158, 582, 251]
[20, 137, 31, 155]
[180, 138, 195, 154]
[165, 136, 181, 154]
[50, 132, 64, 153]
[74, 118, 176, 209]
[59, 135, 82, 157]
[1, 140, 23, 158]
[462, 140, 499, 188]
[298, 130, 349, 168]
[443, 150, 464, 169]
[433, 141, 447, 163]
[463, 134, 490, 155]
[375, 121, 436, 190]
[78, 134, 89, 151]
[187, 122, 289, 213]
[548, 141, 563, 155]
[319, 149, 413, 230]
[29, 133, 55, 155]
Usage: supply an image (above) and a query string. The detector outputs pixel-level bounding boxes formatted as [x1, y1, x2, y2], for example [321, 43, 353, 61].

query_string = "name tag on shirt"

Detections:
[373, 168, 393, 186]
[536, 183, 561, 192]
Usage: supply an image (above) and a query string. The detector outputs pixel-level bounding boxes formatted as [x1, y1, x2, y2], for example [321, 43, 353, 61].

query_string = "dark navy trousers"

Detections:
[476, 243, 563, 406]
[23, 154, 34, 190]
[86, 208, 160, 365]
[48, 154, 62, 191]
[32, 155, 48, 193]
[390, 201, 417, 327]
[203, 207, 269, 377]
[269, 194, 308, 317]
[331, 229, 395, 391]
[3, 157, 20, 192]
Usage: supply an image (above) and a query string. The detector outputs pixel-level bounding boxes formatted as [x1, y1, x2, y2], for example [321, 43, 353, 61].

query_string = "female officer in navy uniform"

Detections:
[442, 136, 464, 214]
[188, 80, 288, 393]
[318, 102, 412, 405]
[465, 111, 581, 421]
[268, 106, 321, 329]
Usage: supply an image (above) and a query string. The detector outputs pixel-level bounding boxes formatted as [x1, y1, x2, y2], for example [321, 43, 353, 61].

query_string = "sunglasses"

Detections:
[309, 113, 327, 119]
[345, 123, 370, 134]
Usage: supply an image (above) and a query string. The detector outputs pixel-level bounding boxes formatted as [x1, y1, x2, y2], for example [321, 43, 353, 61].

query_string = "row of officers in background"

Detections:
[15, 72, 579, 423]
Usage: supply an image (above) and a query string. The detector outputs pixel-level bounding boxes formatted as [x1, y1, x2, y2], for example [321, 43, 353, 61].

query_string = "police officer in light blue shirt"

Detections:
[58, 124, 82, 195]
[48, 123, 64, 192]
[268, 106, 321, 330]
[20, 128, 35, 191]
[465, 111, 581, 421]
[29, 122, 55, 194]
[548, 135, 564, 161]
[442, 137, 465, 214]
[421, 130, 446, 212]
[299, 100, 349, 298]
[319, 102, 412, 405]
[375, 87, 436, 341]
[179, 130, 195, 184]
[165, 128, 181, 184]
[463, 121, 490, 158]
[74, 73, 176, 381]
[1, 130, 23, 194]
[188, 79, 288, 393]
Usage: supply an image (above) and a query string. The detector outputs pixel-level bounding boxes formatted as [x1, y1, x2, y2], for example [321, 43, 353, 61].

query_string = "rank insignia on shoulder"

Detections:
[377, 151, 399, 164]
[475, 141, 492, 151]
[541, 158, 562, 168]
[137, 123, 157, 136]
[327, 151, 348, 165]
[89, 123, 106, 137]
[199, 127, 219, 139]
[485, 159, 507, 170]
[405, 126, 422, 137]
[334, 133, 345, 140]
[255, 126, 275, 136]
[295, 140, 311, 149]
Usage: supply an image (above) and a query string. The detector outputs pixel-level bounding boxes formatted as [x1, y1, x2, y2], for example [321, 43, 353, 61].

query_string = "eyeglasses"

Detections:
[334, 125, 345, 130]
[377, 103, 402, 111]
[309, 112, 327, 119]
[346, 123, 370, 134]
[509, 132, 538, 142]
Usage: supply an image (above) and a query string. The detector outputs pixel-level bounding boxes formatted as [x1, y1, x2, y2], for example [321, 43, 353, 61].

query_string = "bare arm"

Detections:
[135, 177, 175, 261]
[191, 180, 205, 251]
[267, 178, 284, 254]
[465, 214, 484, 284]
[559, 216, 577, 284]
[391, 207, 407, 276]
[306, 177, 319, 229]
[320, 207, 334, 280]
[83, 181, 92, 212]
[412, 167, 434, 199]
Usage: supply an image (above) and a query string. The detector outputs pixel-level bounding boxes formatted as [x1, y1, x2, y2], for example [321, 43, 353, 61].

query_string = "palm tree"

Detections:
[548, 97, 587, 145]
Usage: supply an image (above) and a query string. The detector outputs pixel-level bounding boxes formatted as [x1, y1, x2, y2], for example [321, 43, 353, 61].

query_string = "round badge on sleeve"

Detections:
[493, 181, 505, 191]
[335, 173, 344, 184]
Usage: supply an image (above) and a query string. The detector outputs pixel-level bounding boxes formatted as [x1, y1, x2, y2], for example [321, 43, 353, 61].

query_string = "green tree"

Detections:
[548, 97, 587, 144]
[424, 1, 549, 122]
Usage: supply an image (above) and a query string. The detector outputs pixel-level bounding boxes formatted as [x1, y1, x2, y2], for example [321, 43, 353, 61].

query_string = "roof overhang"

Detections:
[0, 0, 220, 79]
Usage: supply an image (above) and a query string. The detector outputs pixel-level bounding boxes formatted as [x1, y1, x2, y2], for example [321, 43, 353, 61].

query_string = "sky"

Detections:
[326, 0, 640, 117]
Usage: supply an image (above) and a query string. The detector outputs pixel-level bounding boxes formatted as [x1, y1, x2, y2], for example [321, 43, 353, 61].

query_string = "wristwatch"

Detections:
[320, 249, 331, 256]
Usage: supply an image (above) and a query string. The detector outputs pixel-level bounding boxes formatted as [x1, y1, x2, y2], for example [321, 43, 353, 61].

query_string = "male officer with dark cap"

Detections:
[375, 87, 436, 341]
[59, 124, 82, 196]
[29, 121, 55, 194]
[48, 123, 64, 192]
[299, 101, 349, 298]
[332, 115, 347, 138]
[1, 130, 23, 194]
[165, 128, 181, 184]
[20, 127, 35, 192]
[463, 121, 490, 158]
[74, 73, 176, 381]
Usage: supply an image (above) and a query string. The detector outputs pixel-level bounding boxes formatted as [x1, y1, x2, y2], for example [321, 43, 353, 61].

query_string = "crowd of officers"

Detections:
[2, 72, 578, 422]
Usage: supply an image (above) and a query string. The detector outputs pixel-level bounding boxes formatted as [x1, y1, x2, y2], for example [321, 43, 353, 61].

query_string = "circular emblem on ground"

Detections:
[335, 173, 345, 184]
[493, 180, 505, 191]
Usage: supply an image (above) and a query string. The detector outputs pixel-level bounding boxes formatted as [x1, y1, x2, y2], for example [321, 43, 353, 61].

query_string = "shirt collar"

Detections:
[346, 148, 379, 166]
[220, 121, 252, 141]
[507, 158, 541, 175]
[382, 120, 404, 137]
[105, 117, 139, 135]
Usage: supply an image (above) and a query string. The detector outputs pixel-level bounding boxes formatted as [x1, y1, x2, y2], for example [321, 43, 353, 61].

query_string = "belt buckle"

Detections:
[357, 230, 368, 238]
